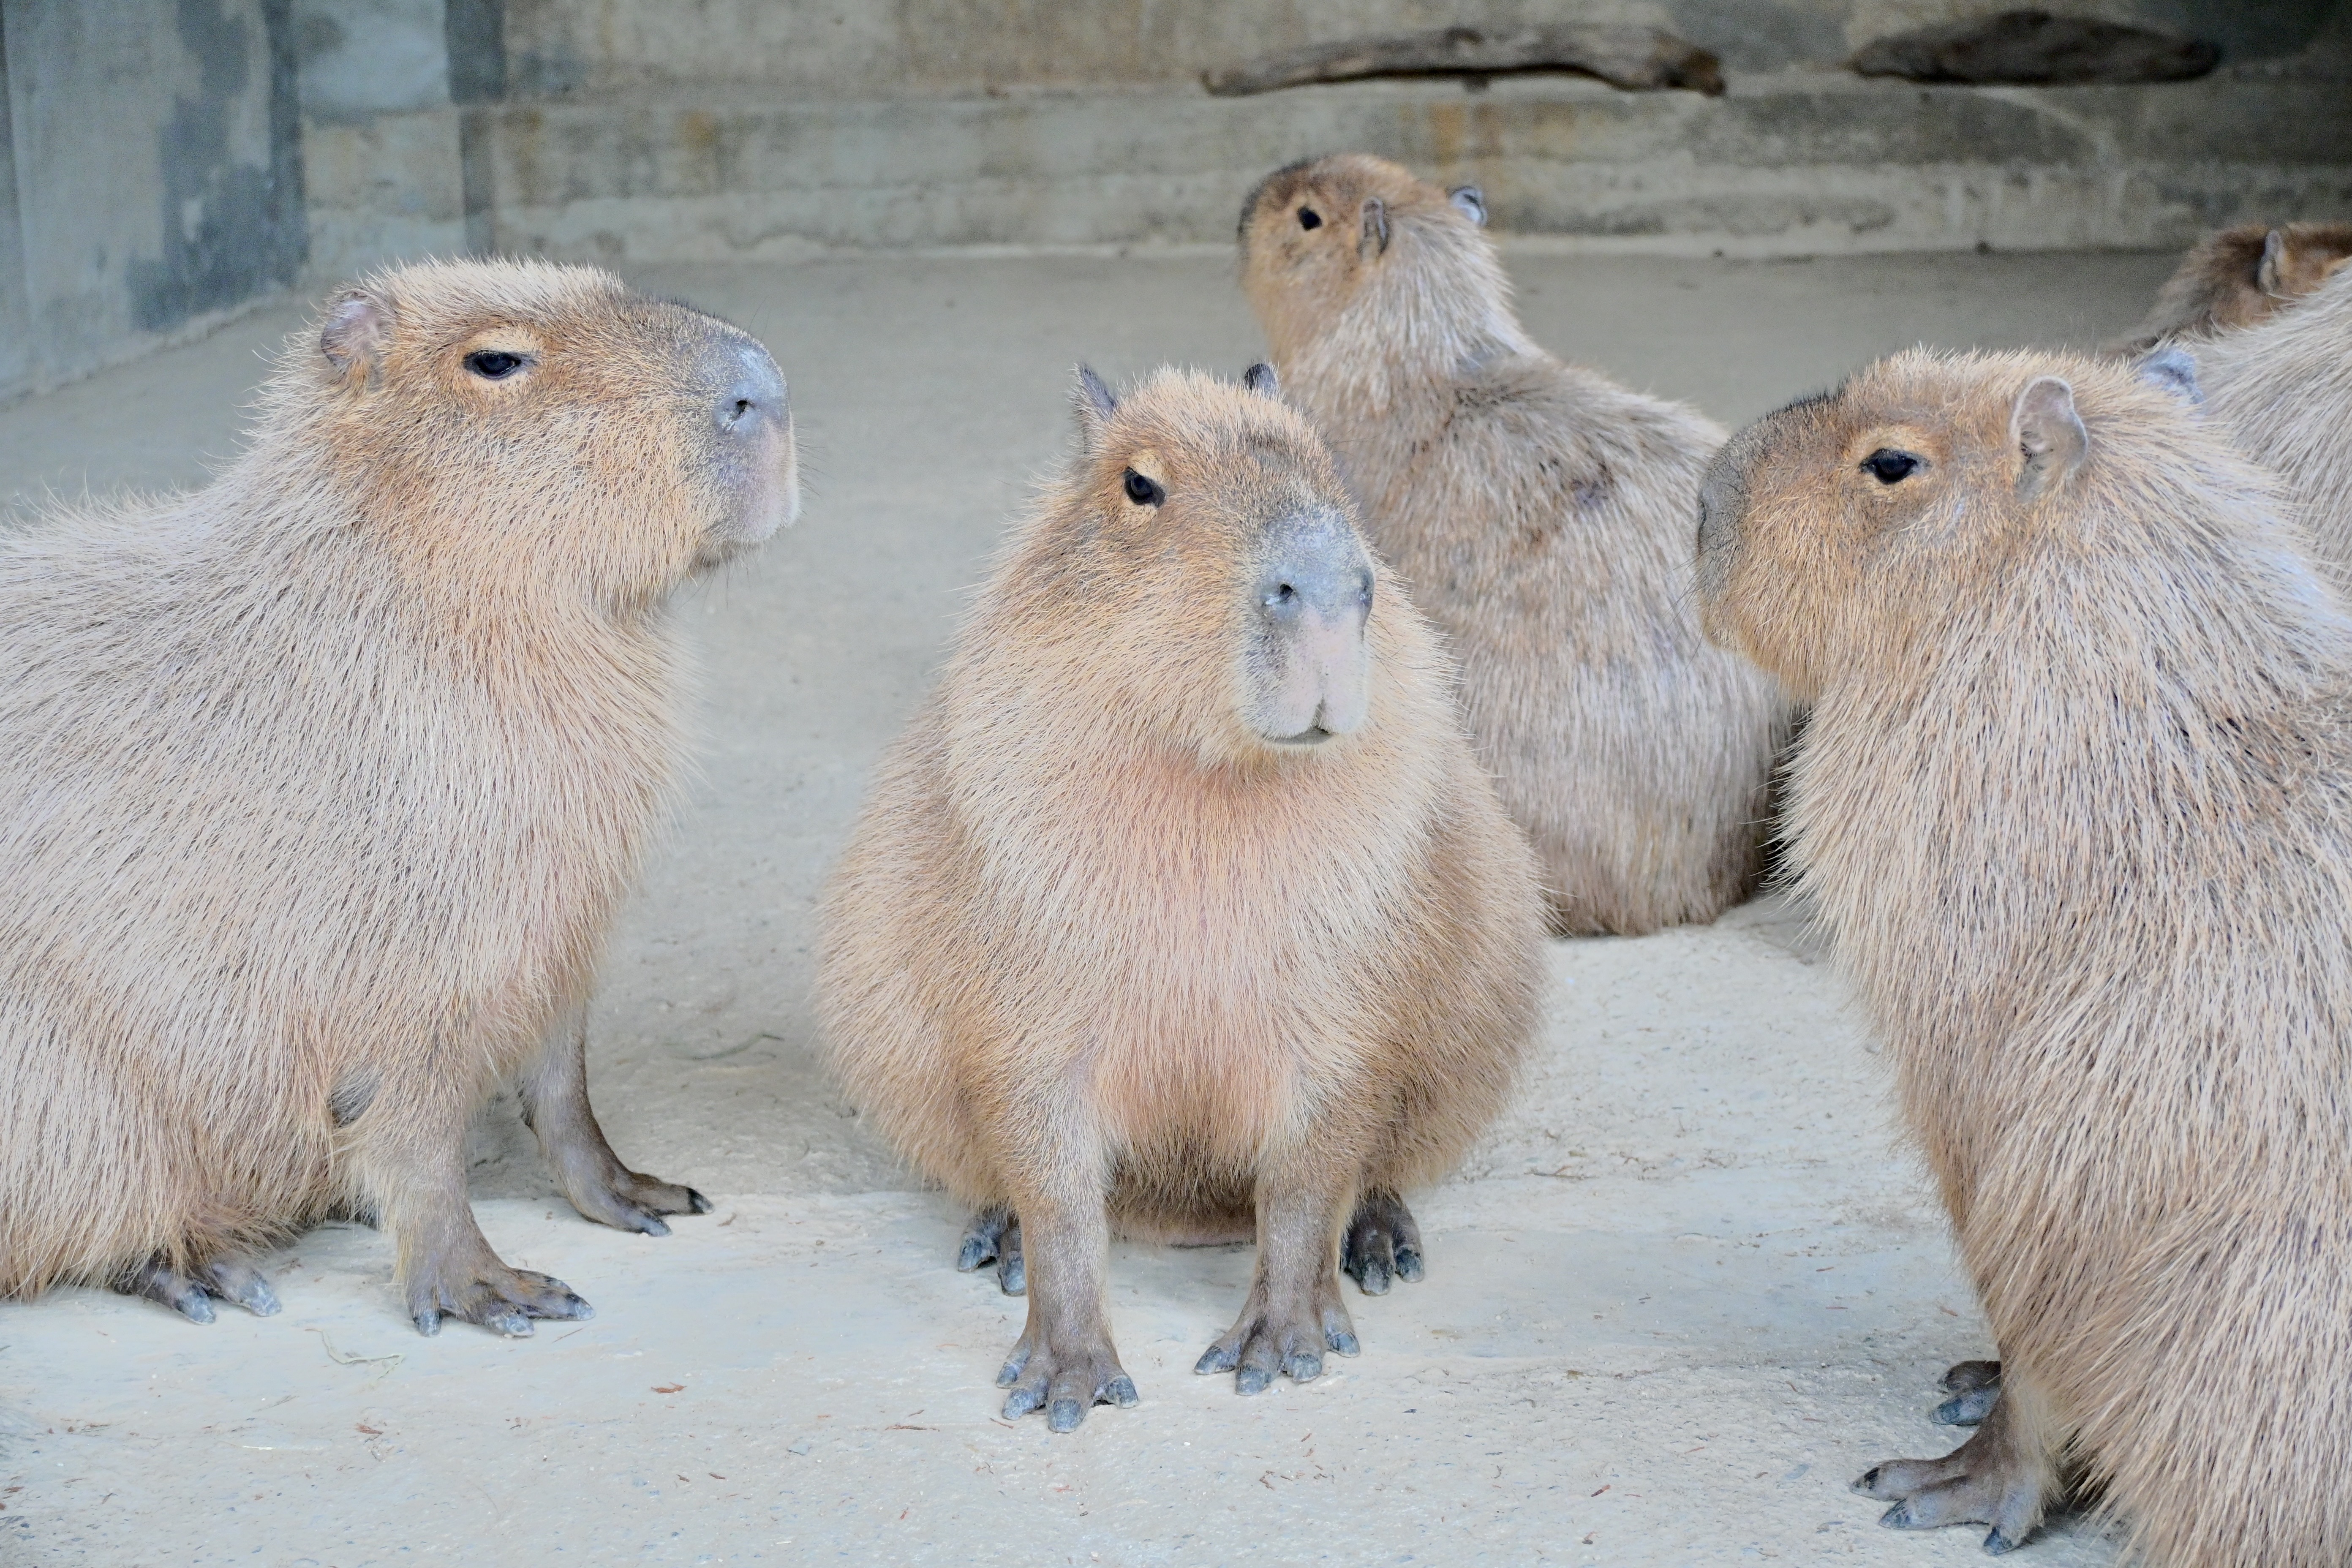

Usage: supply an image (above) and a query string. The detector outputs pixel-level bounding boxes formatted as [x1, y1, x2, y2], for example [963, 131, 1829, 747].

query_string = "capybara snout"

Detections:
[695, 331, 799, 558]
[1249, 505, 1374, 743]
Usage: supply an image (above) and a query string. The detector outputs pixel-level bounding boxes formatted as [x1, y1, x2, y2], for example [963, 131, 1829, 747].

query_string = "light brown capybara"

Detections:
[1237, 153, 1788, 936]
[2115, 220, 2352, 351]
[1696, 345, 2352, 1564]
[0, 259, 796, 1335]
[818, 364, 1545, 1431]
[2189, 264, 2352, 594]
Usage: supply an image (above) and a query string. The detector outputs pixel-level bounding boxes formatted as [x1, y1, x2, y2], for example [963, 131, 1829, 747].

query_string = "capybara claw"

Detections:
[1984, 1528, 2022, 1555]
[117, 1255, 281, 1324]
[684, 1187, 712, 1214]
[955, 1208, 1025, 1294]
[1342, 1189, 1425, 1298]
[1942, 1359, 2002, 1394]
[408, 1263, 591, 1338]
[1936, 1385, 2001, 1426]
[1195, 1343, 1239, 1376]
[996, 1331, 1134, 1429]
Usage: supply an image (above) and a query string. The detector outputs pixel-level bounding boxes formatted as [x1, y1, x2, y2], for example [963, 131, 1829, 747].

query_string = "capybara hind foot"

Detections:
[1935, 1359, 2003, 1427]
[1342, 1187, 1424, 1296]
[1198, 1280, 1360, 1394]
[996, 1323, 1137, 1433]
[116, 1256, 283, 1323]
[524, 1005, 711, 1237]
[1855, 1392, 2050, 1555]
[406, 1256, 591, 1339]
[560, 1161, 711, 1239]
[955, 1206, 1025, 1296]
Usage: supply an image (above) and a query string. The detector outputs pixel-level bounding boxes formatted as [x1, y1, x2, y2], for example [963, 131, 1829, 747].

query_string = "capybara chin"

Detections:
[818, 364, 1545, 1431]
[1698, 346, 2352, 1565]
[0, 259, 796, 1335]
[2189, 264, 2352, 595]
[1237, 152, 1788, 936]
[2115, 220, 2352, 351]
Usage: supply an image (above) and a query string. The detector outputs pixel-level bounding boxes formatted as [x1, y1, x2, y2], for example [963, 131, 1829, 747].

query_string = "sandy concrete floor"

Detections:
[0, 248, 2175, 1566]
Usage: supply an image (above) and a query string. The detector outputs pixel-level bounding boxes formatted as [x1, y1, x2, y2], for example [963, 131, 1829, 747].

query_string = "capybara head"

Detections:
[1237, 153, 1505, 364]
[1695, 348, 2231, 700]
[2123, 221, 2352, 348]
[1025, 363, 1379, 761]
[298, 259, 796, 606]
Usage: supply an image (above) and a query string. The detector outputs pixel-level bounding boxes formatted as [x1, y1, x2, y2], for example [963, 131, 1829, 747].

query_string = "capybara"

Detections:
[1237, 152, 1788, 935]
[1696, 345, 2352, 1564]
[0, 259, 796, 1334]
[2191, 264, 2352, 593]
[2115, 220, 2352, 350]
[819, 364, 1545, 1430]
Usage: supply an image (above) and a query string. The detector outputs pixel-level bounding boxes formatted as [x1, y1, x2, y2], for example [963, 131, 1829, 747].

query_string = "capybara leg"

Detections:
[956, 1206, 1025, 1296]
[1199, 1154, 1359, 1394]
[993, 1153, 1135, 1432]
[1854, 1372, 2056, 1554]
[115, 1255, 281, 1323]
[1936, 1358, 2003, 1426]
[364, 1088, 594, 1338]
[1341, 1187, 1424, 1296]
[520, 1002, 710, 1236]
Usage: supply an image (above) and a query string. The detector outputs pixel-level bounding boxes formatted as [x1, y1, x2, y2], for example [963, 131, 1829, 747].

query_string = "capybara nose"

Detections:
[716, 343, 789, 437]
[697, 335, 797, 551]
[1255, 509, 1375, 743]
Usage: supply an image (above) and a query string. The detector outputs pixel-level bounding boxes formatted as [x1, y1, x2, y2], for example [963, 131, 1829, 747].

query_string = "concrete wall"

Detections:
[499, 0, 2339, 96]
[0, 0, 305, 403]
[2, 0, 2347, 397]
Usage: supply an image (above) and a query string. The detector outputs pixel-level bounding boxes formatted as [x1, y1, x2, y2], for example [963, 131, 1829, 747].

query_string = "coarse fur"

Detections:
[2191, 264, 2352, 594]
[1237, 152, 1788, 935]
[1696, 346, 2352, 1565]
[819, 366, 1544, 1429]
[0, 259, 796, 1333]
[2115, 220, 2352, 351]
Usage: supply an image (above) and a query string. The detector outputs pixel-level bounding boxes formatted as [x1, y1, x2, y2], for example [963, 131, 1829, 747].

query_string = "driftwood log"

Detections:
[1850, 9, 2219, 85]
[1203, 24, 1725, 98]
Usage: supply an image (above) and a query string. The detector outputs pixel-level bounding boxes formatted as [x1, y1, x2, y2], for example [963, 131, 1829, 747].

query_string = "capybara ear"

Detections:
[1241, 362, 1280, 398]
[2012, 376, 2088, 497]
[1447, 185, 1487, 227]
[2137, 346, 2203, 406]
[2257, 229, 2288, 296]
[1073, 365, 1118, 452]
[1359, 196, 1390, 259]
[320, 287, 393, 378]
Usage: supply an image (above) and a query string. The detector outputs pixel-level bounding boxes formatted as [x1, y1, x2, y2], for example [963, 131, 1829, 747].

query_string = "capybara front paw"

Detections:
[1197, 1293, 1359, 1394]
[1854, 1418, 2046, 1554]
[566, 1165, 710, 1238]
[407, 1264, 591, 1338]
[1934, 1359, 2003, 1426]
[994, 1328, 1136, 1432]
[116, 1256, 283, 1323]
[955, 1206, 1024, 1296]
[1342, 1187, 1424, 1296]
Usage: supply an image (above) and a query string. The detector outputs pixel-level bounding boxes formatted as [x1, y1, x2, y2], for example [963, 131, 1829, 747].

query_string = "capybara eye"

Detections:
[1123, 468, 1165, 507]
[1298, 207, 1322, 231]
[1862, 449, 1923, 485]
[464, 349, 525, 380]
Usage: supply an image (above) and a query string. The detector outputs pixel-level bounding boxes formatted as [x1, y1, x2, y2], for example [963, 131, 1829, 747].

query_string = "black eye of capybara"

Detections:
[464, 349, 525, 380]
[1298, 207, 1322, 231]
[1123, 468, 1165, 507]
[1862, 449, 1924, 485]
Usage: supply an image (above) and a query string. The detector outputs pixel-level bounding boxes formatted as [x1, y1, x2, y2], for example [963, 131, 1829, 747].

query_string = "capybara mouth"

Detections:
[1269, 725, 1333, 746]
